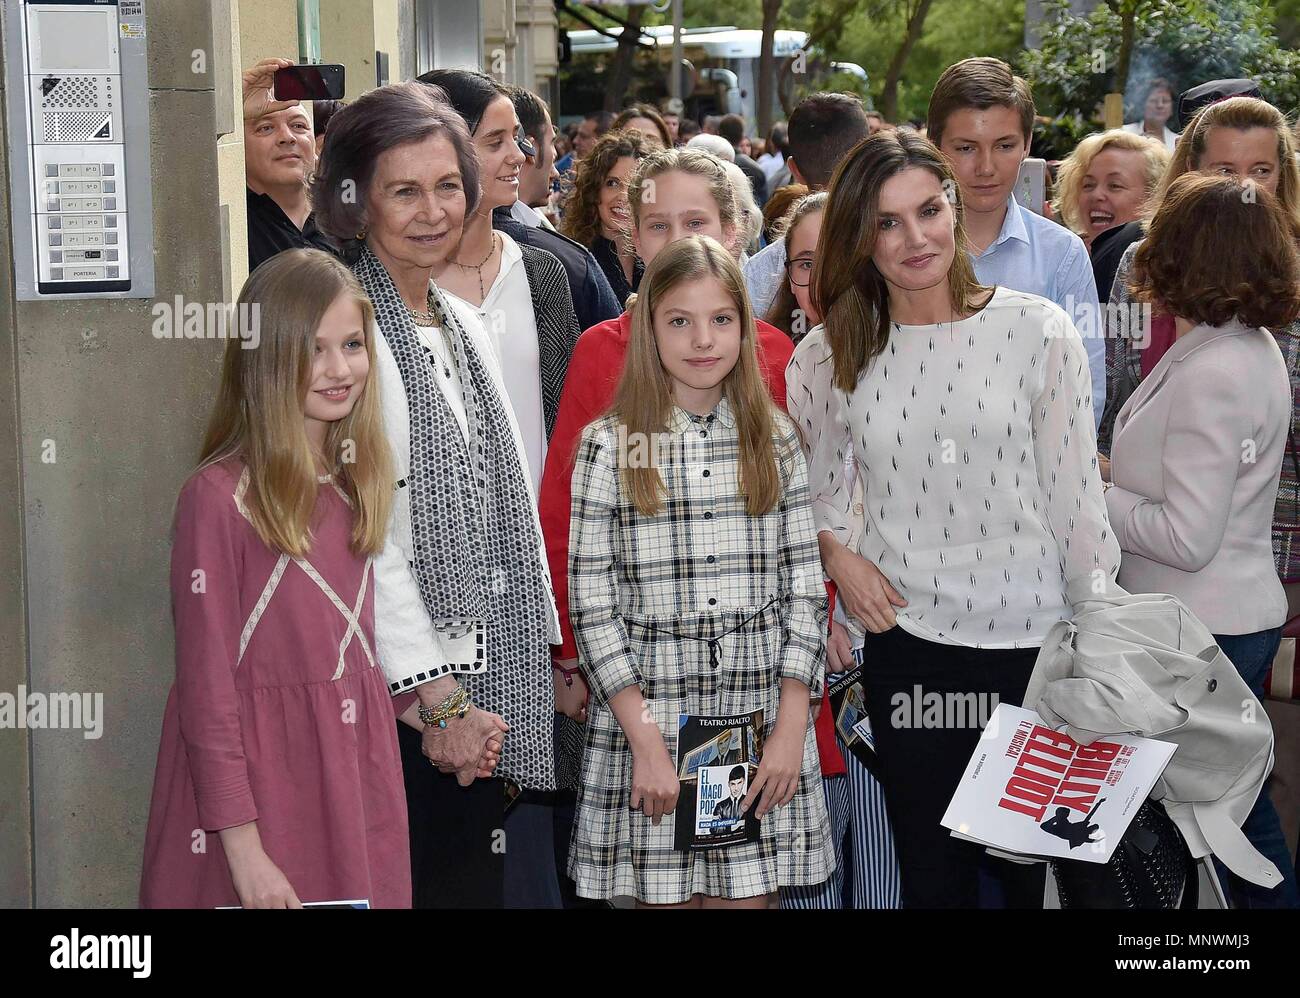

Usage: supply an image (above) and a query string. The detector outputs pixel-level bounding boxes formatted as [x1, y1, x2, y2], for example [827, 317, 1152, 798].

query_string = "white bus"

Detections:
[564, 25, 868, 129]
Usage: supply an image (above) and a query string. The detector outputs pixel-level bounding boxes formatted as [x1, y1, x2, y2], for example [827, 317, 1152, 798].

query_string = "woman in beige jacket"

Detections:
[1107, 172, 1300, 908]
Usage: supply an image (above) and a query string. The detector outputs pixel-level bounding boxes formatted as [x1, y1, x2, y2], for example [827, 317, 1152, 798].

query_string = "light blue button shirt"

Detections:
[970, 198, 1105, 431]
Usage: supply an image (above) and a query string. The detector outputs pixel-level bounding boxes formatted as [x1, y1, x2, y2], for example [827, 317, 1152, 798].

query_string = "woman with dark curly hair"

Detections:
[1107, 172, 1300, 909]
[561, 129, 652, 306]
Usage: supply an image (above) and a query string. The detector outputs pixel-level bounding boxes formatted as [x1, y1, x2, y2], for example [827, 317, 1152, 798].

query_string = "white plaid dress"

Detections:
[567, 399, 834, 903]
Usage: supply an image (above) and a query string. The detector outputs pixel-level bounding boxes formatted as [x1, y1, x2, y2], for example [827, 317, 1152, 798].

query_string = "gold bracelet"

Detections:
[433, 685, 470, 722]
[418, 685, 471, 728]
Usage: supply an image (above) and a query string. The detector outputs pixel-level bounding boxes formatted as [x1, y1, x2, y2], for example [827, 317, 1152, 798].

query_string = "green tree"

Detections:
[562, 0, 1026, 127]
[1022, 0, 1300, 123]
[638, 0, 770, 30]
[773, 0, 945, 121]
[562, 2, 772, 113]
[878, 0, 942, 121]
[823, 0, 1024, 123]
[1272, 0, 1300, 46]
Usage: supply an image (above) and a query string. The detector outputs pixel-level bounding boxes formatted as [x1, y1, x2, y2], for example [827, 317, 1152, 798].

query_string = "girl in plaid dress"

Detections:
[567, 235, 834, 906]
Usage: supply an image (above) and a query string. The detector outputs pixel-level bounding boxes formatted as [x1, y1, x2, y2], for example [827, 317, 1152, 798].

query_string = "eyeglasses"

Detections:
[785, 256, 815, 287]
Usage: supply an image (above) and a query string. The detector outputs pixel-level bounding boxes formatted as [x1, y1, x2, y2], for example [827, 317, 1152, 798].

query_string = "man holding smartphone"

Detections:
[243, 58, 339, 272]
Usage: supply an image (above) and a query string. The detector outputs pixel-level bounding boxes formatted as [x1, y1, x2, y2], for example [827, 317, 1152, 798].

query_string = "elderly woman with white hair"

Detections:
[686, 132, 736, 163]
[723, 160, 763, 262]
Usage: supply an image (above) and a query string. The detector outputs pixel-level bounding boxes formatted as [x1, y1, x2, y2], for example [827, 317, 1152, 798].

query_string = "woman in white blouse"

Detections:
[420, 69, 583, 494]
[807, 130, 1120, 908]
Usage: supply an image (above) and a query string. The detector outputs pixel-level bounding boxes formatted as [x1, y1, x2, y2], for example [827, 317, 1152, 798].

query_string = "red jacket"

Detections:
[815, 582, 846, 777]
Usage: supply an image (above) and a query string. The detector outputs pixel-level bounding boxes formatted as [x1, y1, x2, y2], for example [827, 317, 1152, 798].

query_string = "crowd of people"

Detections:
[137, 53, 1300, 910]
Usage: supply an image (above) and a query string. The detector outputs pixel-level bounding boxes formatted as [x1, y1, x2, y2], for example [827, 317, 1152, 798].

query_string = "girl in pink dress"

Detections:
[140, 249, 411, 908]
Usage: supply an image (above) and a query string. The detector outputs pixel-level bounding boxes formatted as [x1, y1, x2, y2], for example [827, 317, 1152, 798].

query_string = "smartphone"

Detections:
[1014, 158, 1047, 215]
[273, 64, 345, 101]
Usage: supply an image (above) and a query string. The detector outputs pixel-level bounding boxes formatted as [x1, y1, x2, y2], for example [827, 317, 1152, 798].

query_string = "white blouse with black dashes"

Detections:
[801, 286, 1120, 649]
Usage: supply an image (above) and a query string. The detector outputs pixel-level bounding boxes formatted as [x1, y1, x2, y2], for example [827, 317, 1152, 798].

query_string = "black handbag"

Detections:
[1051, 798, 1198, 909]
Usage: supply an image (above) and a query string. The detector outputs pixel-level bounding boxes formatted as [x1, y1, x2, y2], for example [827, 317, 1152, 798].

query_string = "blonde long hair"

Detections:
[198, 249, 393, 557]
[613, 236, 783, 517]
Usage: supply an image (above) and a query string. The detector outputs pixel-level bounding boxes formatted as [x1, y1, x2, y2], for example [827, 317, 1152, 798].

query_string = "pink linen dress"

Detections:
[140, 458, 411, 908]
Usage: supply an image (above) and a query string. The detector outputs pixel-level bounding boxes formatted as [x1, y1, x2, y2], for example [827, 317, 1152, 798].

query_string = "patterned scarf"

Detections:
[354, 246, 555, 790]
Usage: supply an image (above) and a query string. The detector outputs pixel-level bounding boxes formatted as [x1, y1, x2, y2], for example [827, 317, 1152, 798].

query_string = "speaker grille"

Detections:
[43, 111, 111, 142]
[41, 75, 101, 109]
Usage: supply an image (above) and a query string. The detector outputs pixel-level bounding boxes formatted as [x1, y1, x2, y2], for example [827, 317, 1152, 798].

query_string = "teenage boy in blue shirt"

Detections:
[928, 58, 1106, 430]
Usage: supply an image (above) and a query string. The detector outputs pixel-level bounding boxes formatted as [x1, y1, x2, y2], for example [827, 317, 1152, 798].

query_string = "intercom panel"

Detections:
[4, 0, 154, 299]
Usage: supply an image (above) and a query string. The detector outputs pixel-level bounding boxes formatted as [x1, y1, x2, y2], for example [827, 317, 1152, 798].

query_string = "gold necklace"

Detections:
[453, 231, 498, 302]
[406, 288, 453, 379]
[407, 286, 438, 326]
